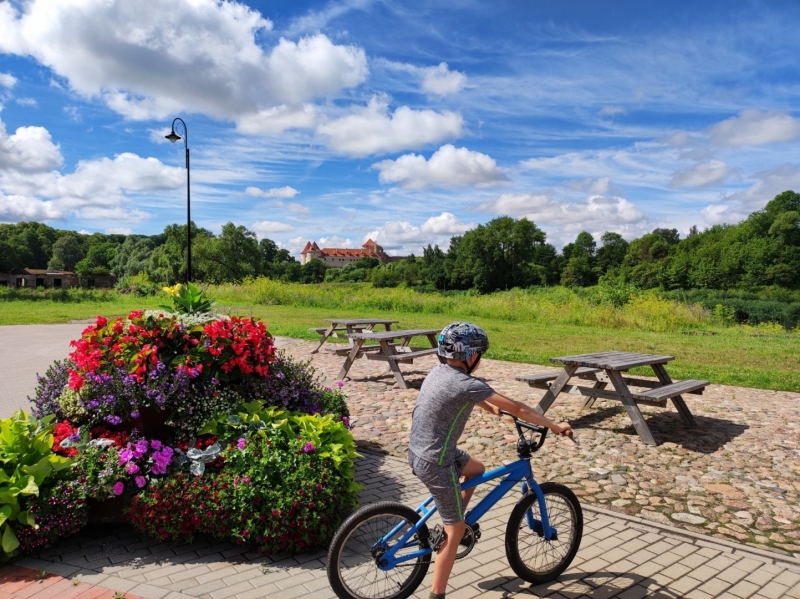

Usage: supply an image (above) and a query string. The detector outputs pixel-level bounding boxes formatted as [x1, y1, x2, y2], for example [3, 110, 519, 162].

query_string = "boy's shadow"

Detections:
[479, 571, 685, 598]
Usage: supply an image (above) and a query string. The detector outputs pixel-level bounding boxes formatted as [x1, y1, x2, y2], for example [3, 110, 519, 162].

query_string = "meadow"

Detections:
[2, 280, 798, 391]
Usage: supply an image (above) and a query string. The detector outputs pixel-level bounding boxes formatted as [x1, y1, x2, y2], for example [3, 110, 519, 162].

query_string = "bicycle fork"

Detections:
[521, 473, 557, 541]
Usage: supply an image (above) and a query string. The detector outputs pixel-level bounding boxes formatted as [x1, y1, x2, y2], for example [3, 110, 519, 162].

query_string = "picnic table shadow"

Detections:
[568, 404, 748, 451]
[480, 571, 685, 598]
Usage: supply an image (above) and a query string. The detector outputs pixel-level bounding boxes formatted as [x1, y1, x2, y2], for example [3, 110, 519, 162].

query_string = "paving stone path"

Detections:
[281, 341, 800, 558]
[7, 450, 800, 599]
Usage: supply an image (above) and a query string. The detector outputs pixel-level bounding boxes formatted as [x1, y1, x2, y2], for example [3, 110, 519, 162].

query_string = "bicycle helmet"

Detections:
[437, 322, 489, 361]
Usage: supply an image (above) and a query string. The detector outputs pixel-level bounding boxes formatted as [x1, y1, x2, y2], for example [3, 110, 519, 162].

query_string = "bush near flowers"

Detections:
[17, 284, 358, 558]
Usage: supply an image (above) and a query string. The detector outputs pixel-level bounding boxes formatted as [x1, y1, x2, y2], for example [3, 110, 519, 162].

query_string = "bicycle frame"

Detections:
[377, 458, 554, 570]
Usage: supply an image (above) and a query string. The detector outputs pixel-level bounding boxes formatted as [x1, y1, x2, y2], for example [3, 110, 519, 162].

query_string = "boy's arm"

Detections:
[477, 393, 572, 436]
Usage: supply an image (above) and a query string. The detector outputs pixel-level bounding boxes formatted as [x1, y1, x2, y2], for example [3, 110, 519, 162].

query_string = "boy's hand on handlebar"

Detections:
[550, 422, 572, 436]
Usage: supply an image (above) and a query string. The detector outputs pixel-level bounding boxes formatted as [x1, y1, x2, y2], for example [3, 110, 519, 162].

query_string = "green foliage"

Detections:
[75, 241, 118, 275]
[48, 235, 84, 271]
[111, 236, 157, 280]
[0, 411, 73, 560]
[159, 282, 214, 314]
[200, 403, 361, 488]
[193, 223, 263, 284]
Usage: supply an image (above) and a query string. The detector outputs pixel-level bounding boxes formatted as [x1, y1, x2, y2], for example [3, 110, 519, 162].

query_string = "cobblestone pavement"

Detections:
[281, 341, 800, 558]
[7, 450, 800, 599]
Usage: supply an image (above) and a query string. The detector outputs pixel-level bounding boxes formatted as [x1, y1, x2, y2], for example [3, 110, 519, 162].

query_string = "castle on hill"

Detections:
[300, 239, 404, 268]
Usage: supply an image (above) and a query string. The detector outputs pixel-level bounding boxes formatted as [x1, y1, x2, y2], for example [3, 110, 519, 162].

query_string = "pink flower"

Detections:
[237, 438, 246, 451]
[118, 449, 133, 464]
[125, 462, 140, 475]
[150, 440, 163, 451]
[302, 442, 315, 453]
[135, 476, 146, 488]
[337, 381, 344, 388]
[113, 482, 124, 496]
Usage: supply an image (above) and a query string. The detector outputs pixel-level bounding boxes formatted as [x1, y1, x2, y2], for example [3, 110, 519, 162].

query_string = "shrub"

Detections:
[130, 407, 360, 555]
[0, 411, 74, 561]
[16, 480, 88, 554]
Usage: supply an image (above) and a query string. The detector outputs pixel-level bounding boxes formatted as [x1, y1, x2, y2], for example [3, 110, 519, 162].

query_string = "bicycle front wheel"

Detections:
[327, 502, 431, 599]
[505, 482, 583, 583]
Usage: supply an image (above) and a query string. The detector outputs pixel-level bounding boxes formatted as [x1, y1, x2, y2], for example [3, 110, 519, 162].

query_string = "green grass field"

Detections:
[2, 282, 798, 392]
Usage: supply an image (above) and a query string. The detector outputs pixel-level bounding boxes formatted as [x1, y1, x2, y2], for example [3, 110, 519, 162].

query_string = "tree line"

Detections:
[1, 190, 798, 293]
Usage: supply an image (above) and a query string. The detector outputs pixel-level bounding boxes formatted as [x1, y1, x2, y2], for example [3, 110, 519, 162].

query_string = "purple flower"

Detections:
[103, 415, 122, 425]
[118, 449, 134, 464]
[113, 482, 124, 496]
[302, 442, 315, 453]
[133, 439, 149, 458]
[342, 416, 350, 428]
[337, 381, 344, 388]
[135, 475, 146, 488]
[237, 438, 246, 451]
[150, 439, 163, 450]
[150, 447, 173, 475]
[130, 410, 140, 419]
[125, 462, 140, 475]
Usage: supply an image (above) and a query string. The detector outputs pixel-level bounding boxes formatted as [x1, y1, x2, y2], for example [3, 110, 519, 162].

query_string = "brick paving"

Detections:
[5, 450, 800, 599]
[282, 340, 800, 557]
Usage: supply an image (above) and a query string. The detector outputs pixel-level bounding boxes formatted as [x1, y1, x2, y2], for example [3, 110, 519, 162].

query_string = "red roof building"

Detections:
[300, 239, 393, 267]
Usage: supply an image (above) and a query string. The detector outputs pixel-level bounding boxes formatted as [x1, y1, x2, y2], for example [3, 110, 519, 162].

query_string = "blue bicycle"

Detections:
[327, 413, 583, 599]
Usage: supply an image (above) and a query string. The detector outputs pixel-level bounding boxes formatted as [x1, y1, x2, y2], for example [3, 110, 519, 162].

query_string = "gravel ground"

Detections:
[284, 340, 800, 559]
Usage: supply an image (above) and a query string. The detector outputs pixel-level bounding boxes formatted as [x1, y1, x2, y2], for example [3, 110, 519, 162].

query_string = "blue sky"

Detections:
[1, 0, 800, 256]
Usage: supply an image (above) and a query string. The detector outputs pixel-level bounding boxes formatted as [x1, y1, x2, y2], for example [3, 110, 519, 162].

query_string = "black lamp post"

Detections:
[165, 118, 191, 283]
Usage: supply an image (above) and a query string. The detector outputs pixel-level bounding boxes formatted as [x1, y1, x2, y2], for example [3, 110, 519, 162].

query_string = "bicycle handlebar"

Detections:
[499, 410, 548, 453]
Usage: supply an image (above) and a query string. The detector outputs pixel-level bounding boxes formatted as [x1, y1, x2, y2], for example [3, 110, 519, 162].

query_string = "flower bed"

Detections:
[7, 287, 358, 560]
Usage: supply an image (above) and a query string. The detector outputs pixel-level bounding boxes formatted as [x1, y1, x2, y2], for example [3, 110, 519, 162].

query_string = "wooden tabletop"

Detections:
[551, 351, 674, 370]
[345, 329, 440, 341]
[323, 318, 399, 325]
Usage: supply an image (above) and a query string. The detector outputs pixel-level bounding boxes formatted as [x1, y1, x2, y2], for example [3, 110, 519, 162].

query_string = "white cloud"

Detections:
[0, 193, 60, 222]
[599, 105, 625, 116]
[251, 220, 295, 234]
[720, 163, 800, 210]
[477, 192, 647, 238]
[699, 204, 749, 226]
[0, 122, 62, 173]
[420, 212, 473, 235]
[106, 226, 134, 235]
[236, 104, 317, 135]
[421, 62, 466, 96]
[365, 212, 473, 254]
[245, 186, 300, 199]
[662, 131, 692, 147]
[0, 0, 367, 132]
[317, 97, 463, 157]
[63, 106, 81, 123]
[566, 176, 615, 194]
[318, 235, 354, 248]
[15, 97, 37, 107]
[0, 72, 16, 88]
[273, 200, 309, 214]
[371, 144, 506, 189]
[671, 160, 729, 187]
[707, 110, 800, 148]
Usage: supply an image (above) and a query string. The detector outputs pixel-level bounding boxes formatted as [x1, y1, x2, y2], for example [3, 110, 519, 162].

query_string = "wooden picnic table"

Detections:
[516, 351, 708, 446]
[337, 329, 445, 389]
[310, 318, 399, 354]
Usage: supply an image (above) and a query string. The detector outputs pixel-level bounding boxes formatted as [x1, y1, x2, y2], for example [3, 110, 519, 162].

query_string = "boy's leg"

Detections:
[459, 457, 485, 510]
[431, 520, 465, 595]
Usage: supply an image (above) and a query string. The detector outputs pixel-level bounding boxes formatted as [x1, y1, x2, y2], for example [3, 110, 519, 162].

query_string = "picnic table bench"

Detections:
[516, 351, 709, 445]
[309, 318, 399, 354]
[337, 329, 445, 389]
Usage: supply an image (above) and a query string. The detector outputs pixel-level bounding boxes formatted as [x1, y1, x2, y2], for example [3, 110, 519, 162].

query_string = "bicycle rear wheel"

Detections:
[327, 502, 431, 599]
[504, 482, 583, 583]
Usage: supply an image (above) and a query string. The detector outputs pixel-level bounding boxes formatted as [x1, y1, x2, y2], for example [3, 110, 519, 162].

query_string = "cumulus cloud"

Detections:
[318, 235, 354, 248]
[566, 176, 615, 195]
[421, 62, 467, 96]
[699, 203, 750, 226]
[365, 212, 473, 253]
[477, 192, 647, 236]
[0, 117, 182, 224]
[245, 186, 300, 199]
[236, 104, 317, 135]
[273, 200, 309, 214]
[662, 131, 692, 147]
[317, 97, 463, 157]
[106, 226, 134, 235]
[0, 72, 16, 88]
[707, 110, 800, 148]
[371, 144, 507, 189]
[671, 160, 729, 187]
[251, 220, 295, 235]
[0, 0, 367, 132]
[720, 163, 800, 210]
[0, 122, 62, 173]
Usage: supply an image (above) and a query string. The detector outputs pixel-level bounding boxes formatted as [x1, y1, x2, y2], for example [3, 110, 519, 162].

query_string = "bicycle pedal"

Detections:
[428, 525, 447, 552]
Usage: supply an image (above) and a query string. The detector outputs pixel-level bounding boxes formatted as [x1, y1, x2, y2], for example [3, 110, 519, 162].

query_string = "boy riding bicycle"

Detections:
[409, 322, 572, 599]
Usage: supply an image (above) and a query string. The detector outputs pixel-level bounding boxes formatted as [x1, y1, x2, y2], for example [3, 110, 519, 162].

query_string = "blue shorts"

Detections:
[408, 449, 470, 525]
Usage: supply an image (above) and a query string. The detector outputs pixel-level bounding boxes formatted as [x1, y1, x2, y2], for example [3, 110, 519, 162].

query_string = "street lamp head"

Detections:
[165, 129, 182, 143]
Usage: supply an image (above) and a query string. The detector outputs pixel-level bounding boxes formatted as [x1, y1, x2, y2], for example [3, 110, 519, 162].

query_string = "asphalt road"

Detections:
[0, 324, 299, 419]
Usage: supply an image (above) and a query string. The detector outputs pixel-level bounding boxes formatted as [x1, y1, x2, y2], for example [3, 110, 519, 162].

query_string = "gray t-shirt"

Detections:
[408, 364, 495, 467]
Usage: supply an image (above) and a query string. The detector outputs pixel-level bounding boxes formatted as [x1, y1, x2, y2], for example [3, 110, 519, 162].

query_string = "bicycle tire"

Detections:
[327, 501, 431, 599]
[504, 482, 583, 583]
